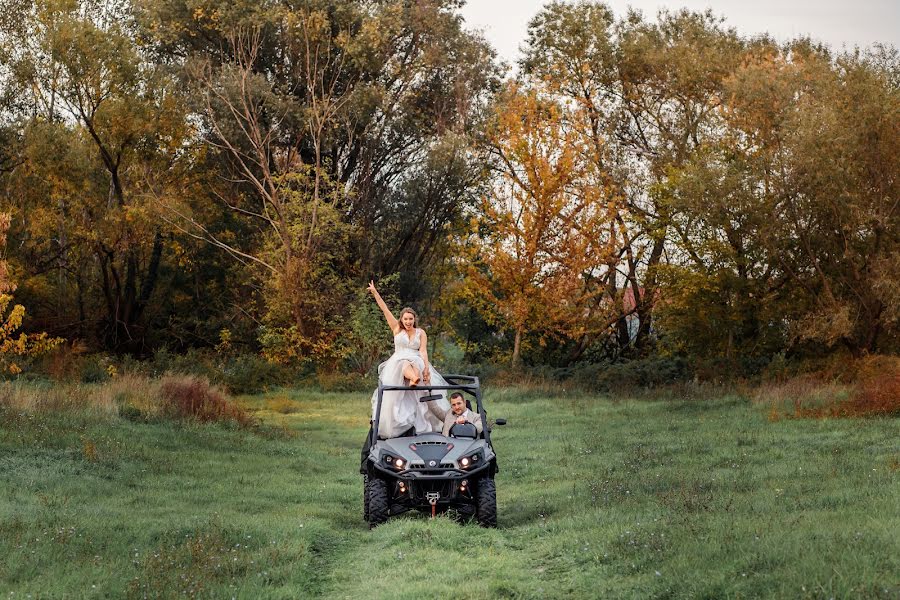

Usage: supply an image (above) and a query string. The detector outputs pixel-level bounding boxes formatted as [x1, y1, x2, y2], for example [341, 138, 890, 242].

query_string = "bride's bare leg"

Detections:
[402, 361, 420, 386]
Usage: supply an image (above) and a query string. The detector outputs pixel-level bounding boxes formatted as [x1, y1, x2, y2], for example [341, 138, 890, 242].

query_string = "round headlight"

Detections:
[385, 455, 393, 463]
[395, 458, 405, 468]
[460, 457, 470, 467]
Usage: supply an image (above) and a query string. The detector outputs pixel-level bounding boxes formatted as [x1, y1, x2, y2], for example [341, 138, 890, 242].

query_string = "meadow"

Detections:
[1, 384, 898, 599]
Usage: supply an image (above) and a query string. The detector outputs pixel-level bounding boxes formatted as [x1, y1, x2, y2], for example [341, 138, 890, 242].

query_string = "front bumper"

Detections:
[368, 462, 492, 509]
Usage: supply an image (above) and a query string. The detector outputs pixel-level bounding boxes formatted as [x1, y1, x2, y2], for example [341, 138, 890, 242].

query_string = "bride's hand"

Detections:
[423, 367, 431, 383]
[367, 280, 376, 294]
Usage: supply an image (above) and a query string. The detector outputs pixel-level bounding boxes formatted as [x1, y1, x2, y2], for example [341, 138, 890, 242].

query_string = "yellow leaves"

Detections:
[216, 328, 233, 356]
[0, 214, 65, 374]
[191, 5, 220, 26]
[472, 82, 621, 359]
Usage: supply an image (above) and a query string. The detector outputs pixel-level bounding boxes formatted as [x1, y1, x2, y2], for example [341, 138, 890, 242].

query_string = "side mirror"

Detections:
[494, 418, 507, 426]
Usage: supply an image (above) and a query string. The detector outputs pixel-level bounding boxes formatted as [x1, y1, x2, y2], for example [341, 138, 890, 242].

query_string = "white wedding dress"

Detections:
[371, 328, 450, 438]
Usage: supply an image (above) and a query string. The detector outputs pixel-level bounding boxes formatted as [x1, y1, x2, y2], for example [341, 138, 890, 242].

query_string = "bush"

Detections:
[570, 357, 692, 393]
[128, 349, 295, 395]
[314, 370, 371, 393]
[79, 354, 114, 383]
[219, 354, 293, 395]
[159, 376, 254, 427]
[755, 354, 900, 418]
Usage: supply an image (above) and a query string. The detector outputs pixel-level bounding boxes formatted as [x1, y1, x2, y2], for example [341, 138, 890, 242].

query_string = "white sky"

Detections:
[458, 0, 899, 66]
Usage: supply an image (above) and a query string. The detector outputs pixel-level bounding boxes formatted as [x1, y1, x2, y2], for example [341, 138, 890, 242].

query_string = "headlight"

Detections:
[459, 452, 482, 470]
[382, 454, 406, 470]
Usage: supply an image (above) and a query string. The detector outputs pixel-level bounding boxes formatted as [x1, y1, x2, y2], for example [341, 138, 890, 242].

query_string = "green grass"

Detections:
[1, 388, 898, 599]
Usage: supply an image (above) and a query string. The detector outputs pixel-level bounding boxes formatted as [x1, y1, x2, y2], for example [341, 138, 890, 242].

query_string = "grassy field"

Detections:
[1, 386, 898, 599]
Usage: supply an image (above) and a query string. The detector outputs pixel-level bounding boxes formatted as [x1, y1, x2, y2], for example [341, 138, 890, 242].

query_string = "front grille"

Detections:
[413, 479, 452, 500]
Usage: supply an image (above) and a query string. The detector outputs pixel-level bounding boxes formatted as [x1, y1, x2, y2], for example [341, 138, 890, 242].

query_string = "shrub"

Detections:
[266, 397, 299, 414]
[838, 373, 900, 416]
[570, 357, 692, 393]
[79, 354, 114, 383]
[137, 349, 295, 395]
[220, 354, 293, 395]
[159, 376, 253, 427]
[314, 370, 371, 393]
[755, 354, 900, 418]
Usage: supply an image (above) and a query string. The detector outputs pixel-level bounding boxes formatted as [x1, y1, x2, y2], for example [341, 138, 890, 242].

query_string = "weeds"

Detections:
[755, 355, 900, 419]
[127, 526, 256, 599]
[0, 374, 255, 428]
[160, 376, 254, 427]
[0, 380, 117, 415]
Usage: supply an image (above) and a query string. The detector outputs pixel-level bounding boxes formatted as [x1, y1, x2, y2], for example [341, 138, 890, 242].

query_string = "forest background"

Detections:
[0, 0, 897, 404]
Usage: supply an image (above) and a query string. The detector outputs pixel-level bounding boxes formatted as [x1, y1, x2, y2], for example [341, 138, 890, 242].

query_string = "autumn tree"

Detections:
[0, 213, 62, 373]
[0, 0, 194, 351]
[137, 0, 500, 362]
[467, 84, 616, 365]
[751, 44, 900, 354]
[520, 2, 746, 357]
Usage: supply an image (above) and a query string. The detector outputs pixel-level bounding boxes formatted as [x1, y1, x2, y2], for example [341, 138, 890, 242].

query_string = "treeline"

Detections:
[0, 0, 896, 376]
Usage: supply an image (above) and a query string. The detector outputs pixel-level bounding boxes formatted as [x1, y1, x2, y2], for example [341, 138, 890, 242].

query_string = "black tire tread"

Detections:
[366, 476, 389, 528]
[476, 477, 497, 528]
[363, 474, 369, 522]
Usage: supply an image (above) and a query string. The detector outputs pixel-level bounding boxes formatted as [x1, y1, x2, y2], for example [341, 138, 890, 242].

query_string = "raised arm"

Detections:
[367, 281, 400, 334]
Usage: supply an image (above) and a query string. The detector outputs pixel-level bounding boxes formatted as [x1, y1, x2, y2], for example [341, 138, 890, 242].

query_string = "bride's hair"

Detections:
[398, 307, 418, 329]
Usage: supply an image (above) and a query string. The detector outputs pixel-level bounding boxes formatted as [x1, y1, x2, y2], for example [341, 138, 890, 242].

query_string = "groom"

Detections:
[441, 392, 482, 436]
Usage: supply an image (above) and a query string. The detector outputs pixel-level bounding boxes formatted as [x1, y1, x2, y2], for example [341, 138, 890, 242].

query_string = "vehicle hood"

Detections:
[377, 433, 485, 464]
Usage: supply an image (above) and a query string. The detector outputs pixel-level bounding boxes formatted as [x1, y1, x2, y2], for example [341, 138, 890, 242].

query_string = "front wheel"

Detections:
[366, 476, 389, 528]
[475, 477, 497, 528]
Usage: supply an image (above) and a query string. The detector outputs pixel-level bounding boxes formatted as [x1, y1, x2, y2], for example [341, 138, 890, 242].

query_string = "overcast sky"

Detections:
[458, 0, 899, 66]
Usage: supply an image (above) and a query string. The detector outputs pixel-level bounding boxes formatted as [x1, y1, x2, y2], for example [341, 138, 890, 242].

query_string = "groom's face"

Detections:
[450, 396, 466, 415]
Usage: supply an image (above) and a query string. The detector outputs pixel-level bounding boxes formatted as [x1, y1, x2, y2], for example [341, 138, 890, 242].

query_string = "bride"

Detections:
[367, 281, 450, 438]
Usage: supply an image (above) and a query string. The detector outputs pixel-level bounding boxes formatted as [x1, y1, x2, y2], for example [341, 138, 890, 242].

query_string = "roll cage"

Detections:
[371, 374, 490, 443]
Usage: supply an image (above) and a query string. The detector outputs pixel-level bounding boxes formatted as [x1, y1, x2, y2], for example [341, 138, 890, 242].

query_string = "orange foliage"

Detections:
[759, 355, 900, 419]
[467, 83, 617, 363]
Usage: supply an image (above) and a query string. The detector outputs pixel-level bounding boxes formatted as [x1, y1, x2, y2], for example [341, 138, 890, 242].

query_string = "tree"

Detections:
[0, 213, 62, 373]
[0, 0, 193, 351]
[761, 44, 900, 353]
[139, 0, 500, 361]
[468, 84, 615, 365]
[520, 2, 746, 357]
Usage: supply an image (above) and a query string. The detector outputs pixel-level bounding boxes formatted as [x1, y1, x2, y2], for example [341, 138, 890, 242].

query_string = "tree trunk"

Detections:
[512, 327, 523, 366]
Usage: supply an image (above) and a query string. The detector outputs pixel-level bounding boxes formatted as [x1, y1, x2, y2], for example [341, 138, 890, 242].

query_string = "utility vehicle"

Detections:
[362, 375, 504, 528]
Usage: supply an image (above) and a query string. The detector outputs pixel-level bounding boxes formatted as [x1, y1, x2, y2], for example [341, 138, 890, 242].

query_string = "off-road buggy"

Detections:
[362, 375, 504, 528]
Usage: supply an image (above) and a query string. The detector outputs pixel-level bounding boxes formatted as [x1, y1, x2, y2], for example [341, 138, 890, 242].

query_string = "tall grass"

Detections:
[755, 354, 900, 418]
[0, 374, 252, 426]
